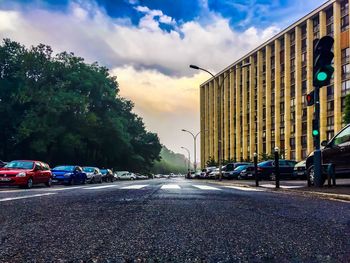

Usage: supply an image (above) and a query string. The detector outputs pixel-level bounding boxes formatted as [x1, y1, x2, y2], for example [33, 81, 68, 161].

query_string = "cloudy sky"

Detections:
[0, 0, 326, 163]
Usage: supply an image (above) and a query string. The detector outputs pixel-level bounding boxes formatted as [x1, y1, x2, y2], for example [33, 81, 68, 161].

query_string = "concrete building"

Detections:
[200, 0, 350, 166]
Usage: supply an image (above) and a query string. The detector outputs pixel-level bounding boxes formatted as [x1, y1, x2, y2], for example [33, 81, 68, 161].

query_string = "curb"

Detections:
[202, 180, 350, 202]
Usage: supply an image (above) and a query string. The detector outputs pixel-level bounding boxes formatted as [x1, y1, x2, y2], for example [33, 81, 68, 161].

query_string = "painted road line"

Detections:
[161, 184, 181, 189]
[224, 186, 264, 192]
[84, 185, 119, 190]
[121, 185, 148, 189]
[260, 184, 304, 189]
[192, 185, 221, 191]
[0, 193, 56, 202]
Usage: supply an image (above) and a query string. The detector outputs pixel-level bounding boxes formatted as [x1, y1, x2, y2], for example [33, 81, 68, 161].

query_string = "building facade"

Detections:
[200, 0, 350, 166]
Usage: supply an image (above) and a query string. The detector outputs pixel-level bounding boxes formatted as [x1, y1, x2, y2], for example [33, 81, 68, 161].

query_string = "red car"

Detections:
[0, 160, 52, 188]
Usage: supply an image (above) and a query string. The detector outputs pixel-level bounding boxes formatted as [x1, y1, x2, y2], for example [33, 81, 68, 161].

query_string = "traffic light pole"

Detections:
[313, 86, 322, 187]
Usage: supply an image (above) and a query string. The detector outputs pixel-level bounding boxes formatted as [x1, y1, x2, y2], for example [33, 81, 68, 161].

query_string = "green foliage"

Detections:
[150, 146, 188, 174]
[206, 156, 218, 167]
[344, 94, 350, 124]
[0, 39, 161, 171]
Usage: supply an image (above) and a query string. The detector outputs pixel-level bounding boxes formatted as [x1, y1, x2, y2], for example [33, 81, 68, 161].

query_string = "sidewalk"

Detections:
[199, 179, 350, 202]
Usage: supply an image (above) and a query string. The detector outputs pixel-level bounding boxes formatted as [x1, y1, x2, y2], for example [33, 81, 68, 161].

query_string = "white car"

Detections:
[118, 172, 136, 180]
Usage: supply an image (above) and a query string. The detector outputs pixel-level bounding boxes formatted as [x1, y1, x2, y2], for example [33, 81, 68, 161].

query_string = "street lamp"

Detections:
[181, 146, 191, 171]
[189, 63, 251, 180]
[181, 129, 201, 172]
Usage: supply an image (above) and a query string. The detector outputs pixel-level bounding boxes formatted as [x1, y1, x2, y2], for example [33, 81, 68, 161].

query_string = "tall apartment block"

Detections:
[200, 0, 350, 166]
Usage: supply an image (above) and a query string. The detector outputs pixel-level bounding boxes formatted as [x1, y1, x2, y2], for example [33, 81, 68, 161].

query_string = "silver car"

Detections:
[83, 167, 103, 184]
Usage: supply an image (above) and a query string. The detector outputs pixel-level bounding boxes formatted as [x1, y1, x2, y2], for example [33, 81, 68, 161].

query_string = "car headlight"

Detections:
[64, 173, 72, 177]
[16, 172, 26, 177]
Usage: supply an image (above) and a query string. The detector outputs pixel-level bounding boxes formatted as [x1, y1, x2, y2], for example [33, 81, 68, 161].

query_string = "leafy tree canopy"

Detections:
[0, 39, 161, 171]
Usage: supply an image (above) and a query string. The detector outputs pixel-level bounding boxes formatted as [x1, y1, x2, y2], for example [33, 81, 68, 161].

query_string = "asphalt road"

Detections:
[0, 178, 349, 262]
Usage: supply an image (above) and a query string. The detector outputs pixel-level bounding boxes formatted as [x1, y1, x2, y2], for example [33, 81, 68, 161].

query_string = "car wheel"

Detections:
[26, 178, 33, 189]
[81, 178, 86, 185]
[69, 178, 75, 186]
[269, 173, 276, 181]
[99, 177, 103, 184]
[45, 177, 52, 187]
[130, 177, 134, 180]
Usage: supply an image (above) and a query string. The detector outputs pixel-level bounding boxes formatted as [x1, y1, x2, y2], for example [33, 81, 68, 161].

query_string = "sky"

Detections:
[0, 0, 326, 164]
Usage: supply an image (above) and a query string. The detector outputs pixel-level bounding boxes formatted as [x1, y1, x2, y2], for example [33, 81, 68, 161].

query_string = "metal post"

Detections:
[313, 86, 322, 187]
[274, 147, 280, 188]
[254, 153, 258, 187]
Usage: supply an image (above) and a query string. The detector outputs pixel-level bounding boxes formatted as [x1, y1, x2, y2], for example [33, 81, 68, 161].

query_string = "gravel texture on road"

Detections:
[0, 179, 349, 262]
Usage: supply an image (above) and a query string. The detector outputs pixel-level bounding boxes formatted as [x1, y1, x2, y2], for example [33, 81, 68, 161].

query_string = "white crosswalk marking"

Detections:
[161, 184, 181, 189]
[192, 185, 221, 190]
[224, 185, 263, 192]
[0, 193, 56, 202]
[121, 185, 148, 189]
[260, 184, 304, 189]
[84, 185, 119, 190]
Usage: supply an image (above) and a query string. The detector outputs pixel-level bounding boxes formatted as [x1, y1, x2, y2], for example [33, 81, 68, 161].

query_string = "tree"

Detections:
[344, 94, 350, 124]
[0, 39, 161, 171]
[206, 157, 218, 167]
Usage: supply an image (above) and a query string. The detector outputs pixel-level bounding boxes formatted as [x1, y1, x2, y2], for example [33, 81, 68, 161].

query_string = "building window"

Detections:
[327, 101, 334, 112]
[341, 0, 349, 31]
[327, 116, 334, 129]
[342, 64, 350, 79]
[341, 15, 349, 31]
[301, 53, 307, 66]
[327, 130, 334, 141]
[342, 48, 350, 64]
[341, 80, 350, 96]
[327, 85, 334, 99]
[290, 31, 295, 44]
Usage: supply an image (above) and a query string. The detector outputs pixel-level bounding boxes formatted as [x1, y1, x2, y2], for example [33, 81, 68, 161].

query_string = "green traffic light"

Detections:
[316, 72, 328, 81]
[312, 130, 319, 136]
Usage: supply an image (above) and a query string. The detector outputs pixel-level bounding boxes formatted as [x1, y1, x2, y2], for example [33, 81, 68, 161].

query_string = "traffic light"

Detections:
[305, 91, 314, 106]
[312, 119, 320, 137]
[313, 36, 334, 87]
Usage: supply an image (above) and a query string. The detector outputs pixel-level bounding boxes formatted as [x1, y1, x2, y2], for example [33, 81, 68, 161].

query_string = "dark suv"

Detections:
[306, 124, 350, 185]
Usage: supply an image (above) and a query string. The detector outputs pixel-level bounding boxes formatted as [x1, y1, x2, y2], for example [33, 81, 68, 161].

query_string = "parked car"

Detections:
[223, 164, 252, 179]
[136, 173, 148, 180]
[200, 167, 216, 178]
[118, 172, 136, 180]
[0, 160, 7, 168]
[100, 169, 114, 182]
[83, 167, 103, 184]
[208, 168, 220, 179]
[223, 162, 250, 173]
[0, 160, 52, 188]
[306, 124, 350, 185]
[51, 165, 87, 185]
[293, 160, 307, 179]
[239, 165, 256, 180]
[241, 160, 297, 180]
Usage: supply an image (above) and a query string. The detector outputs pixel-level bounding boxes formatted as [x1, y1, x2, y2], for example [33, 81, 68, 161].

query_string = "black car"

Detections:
[100, 169, 114, 182]
[223, 164, 252, 179]
[241, 160, 297, 180]
[306, 124, 350, 185]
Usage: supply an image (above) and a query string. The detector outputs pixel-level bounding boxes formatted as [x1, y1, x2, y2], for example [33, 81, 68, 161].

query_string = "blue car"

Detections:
[51, 165, 87, 185]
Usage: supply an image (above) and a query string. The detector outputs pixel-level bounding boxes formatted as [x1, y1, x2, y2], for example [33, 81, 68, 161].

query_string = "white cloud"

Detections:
[0, 0, 281, 160]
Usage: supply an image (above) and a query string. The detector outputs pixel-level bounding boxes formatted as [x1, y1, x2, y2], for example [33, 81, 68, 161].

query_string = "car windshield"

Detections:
[52, 166, 74, 171]
[4, 161, 34, 169]
[100, 169, 107, 174]
[83, 167, 95, 172]
[234, 165, 248, 171]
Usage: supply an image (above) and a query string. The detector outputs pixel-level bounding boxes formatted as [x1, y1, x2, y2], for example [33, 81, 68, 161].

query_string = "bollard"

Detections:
[254, 153, 258, 187]
[274, 147, 280, 189]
